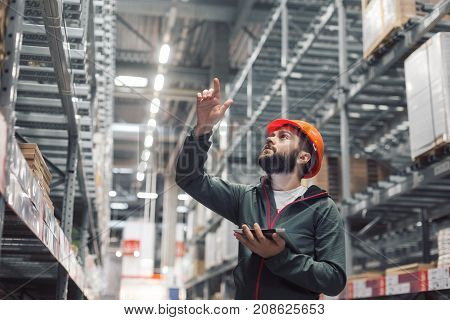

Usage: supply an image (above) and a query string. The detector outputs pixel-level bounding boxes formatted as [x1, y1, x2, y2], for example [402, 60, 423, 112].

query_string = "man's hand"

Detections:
[195, 78, 233, 136]
[234, 223, 286, 259]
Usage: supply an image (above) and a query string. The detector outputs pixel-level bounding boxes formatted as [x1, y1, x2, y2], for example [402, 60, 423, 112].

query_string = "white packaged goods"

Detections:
[0, 112, 6, 194]
[404, 32, 450, 160]
[221, 219, 239, 261]
[205, 231, 216, 270]
[362, 0, 416, 58]
[438, 227, 450, 267]
[186, 211, 194, 240]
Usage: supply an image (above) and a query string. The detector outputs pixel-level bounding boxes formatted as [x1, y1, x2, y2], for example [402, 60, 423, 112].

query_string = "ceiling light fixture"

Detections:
[159, 44, 171, 64]
[154, 74, 165, 91]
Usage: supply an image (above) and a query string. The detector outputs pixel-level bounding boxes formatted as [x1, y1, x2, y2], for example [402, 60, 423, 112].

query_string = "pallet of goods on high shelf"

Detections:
[0, 0, 8, 72]
[0, 112, 6, 194]
[438, 227, 450, 267]
[18, 143, 52, 195]
[307, 156, 390, 202]
[405, 32, 450, 163]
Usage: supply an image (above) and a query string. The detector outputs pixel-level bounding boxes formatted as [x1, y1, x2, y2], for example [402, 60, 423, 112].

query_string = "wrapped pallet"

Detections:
[404, 32, 450, 160]
[221, 219, 239, 261]
[362, 0, 416, 58]
[307, 156, 390, 202]
[438, 227, 450, 267]
[205, 231, 216, 270]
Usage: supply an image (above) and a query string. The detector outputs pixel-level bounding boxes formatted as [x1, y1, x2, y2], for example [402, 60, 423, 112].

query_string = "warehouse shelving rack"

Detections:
[183, 0, 450, 300]
[0, 0, 114, 299]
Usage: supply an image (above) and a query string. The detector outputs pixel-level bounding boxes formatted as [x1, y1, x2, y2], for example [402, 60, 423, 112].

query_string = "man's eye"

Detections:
[281, 134, 289, 139]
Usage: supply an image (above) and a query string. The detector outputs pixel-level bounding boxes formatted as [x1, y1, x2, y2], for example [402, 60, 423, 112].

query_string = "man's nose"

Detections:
[266, 136, 275, 144]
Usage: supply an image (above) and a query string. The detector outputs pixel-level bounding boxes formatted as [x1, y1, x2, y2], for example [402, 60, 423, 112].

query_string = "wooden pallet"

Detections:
[414, 141, 450, 167]
[385, 262, 436, 275]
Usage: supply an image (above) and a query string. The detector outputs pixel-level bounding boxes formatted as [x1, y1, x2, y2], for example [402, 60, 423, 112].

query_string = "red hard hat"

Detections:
[267, 119, 324, 179]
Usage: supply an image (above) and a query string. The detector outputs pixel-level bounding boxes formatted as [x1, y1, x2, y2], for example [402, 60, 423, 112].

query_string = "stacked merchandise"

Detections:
[404, 32, 450, 160]
[18, 143, 53, 212]
[308, 156, 390, 202]
[91, 0, 116, 251]
[437, 227, 450, 267]
[361, 0, 448, 58]
[0, 112, 6, 194]
[205, 231, 217, 270]
[0, 0, 7, 76]
[217, 219, 239, 262]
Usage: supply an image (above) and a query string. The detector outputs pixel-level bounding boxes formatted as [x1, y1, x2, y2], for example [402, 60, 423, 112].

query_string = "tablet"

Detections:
[233, 228, 297, 252]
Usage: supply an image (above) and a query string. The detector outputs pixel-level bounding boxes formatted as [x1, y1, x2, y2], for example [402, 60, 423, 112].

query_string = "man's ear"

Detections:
[297, 151, 311, 166]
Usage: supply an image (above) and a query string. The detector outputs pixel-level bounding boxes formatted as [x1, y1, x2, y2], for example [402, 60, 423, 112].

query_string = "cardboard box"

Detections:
[0, 112, 6, 194]
[307, 156, 390, 202]
[362, 0, 416, 58]
[404, 32, 450, 160]
[19, 143, 52, 194]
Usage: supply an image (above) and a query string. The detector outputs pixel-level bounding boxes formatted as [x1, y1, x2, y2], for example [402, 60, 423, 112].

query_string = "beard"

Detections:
[258, 147, 301, 175]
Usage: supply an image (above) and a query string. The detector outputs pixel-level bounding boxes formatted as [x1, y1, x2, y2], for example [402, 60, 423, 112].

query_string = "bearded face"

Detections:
[258, 145, 301, 174]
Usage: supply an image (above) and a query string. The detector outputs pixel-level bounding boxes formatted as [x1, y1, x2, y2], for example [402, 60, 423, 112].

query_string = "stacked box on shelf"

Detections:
[220, 219, 239, 261]
[0, 112, 7, 194]
[404, 32, 450, 160]
[308, 156, 390, 202]
[362, 0, 416, 59]
[345, 272, 385, 299]
[385, 263, 434, 295]
[205, 231, 217, 270]
[0, 0, 7, 73]
[438, 227, 450, 267]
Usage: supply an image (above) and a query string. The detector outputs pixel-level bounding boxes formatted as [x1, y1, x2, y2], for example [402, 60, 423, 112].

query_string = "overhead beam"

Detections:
[116, 0, 269, 23]
[116, 62, 209, 87]
[114, 87, 196, 102]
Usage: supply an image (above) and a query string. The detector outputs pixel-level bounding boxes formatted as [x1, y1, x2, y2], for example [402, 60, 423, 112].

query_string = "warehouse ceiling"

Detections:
[112, 0, 450, 202]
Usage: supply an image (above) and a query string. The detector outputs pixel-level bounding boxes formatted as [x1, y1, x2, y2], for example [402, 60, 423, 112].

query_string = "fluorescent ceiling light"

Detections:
[348, 112, 361, 118]
[141, 150, 151, 161]
[154, 74, 165, 91]
[361, 104, 376, 110]
[289, 72, 303, 79]
[111, 202, 129, 210]
[114, 75, 148, 88]
[159, 44, 171, 64]
[137, 192, 158, 199]
[176, 206, 189, 213]
[115, 251, 122, 258]
[109, 190, 117, 197]
[395, 106, 405, 112]
[144, 134, 154, 147]
[150, 98, 160, 113]
[133, 250, 140, 258]
[112, 123, 140, 133]
[136, 172, 145, 181]
[177, 193, 190, 201]
[113, 168, 134, 174]
[378, 105, 389, 111]
[138, 161, 147, 172]
[148, 118, 156, 128]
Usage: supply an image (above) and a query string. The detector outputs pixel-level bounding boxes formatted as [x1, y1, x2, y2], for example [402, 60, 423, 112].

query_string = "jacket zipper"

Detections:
[253, 179, 328, 299]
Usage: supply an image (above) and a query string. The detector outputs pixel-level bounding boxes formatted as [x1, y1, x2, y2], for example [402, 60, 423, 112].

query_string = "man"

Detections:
[175, 78, 346, 300]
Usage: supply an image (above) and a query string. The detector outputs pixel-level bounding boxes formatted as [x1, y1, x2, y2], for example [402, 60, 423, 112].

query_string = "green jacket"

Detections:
[175, 130, 347, 300]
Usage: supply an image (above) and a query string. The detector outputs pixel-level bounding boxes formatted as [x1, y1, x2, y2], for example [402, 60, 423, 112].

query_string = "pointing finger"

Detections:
[213, 78, 220, 97]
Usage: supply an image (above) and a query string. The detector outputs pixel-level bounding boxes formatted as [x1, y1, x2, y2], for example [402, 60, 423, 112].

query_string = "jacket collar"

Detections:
[258, 175, 328, 199]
